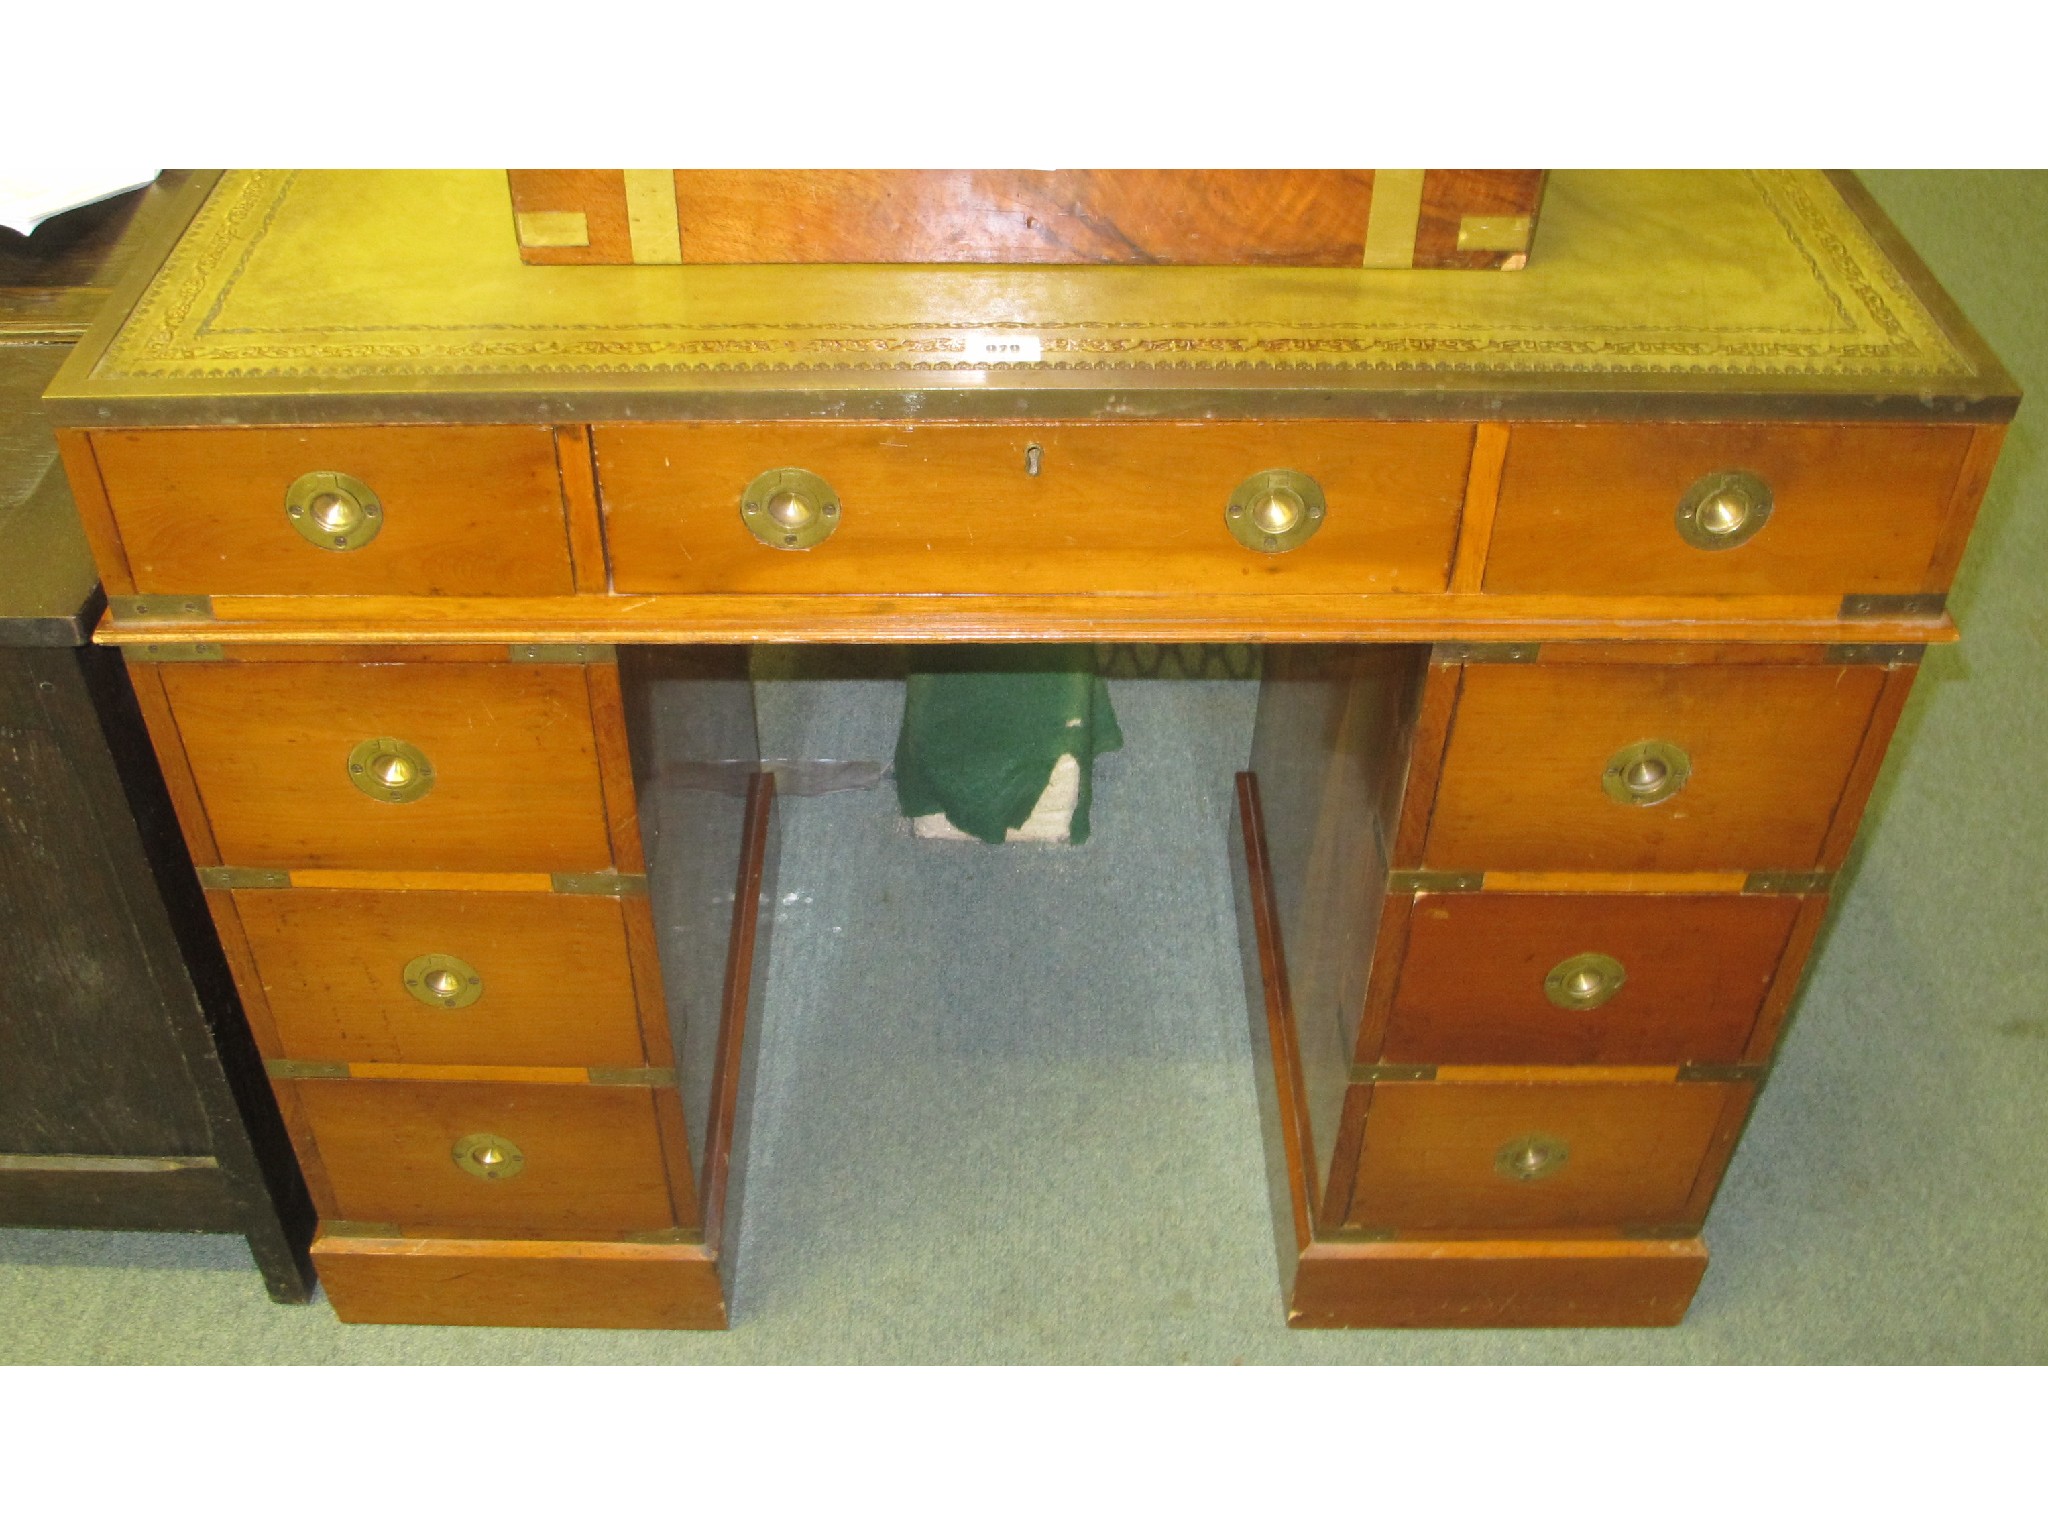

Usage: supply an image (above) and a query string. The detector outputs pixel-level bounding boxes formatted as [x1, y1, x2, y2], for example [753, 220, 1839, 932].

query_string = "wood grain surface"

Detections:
[596, 421, 1471, 597]
[1288, 1236, 1705, 1328]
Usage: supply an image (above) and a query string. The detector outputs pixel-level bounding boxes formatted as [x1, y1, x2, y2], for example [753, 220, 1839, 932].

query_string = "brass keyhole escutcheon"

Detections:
[741, 467, 841, 550]
[346, 737, 435, 804]
[285, 470, 384, 552]
[1495, 1134, 1569, 1182]
[1602, 739, 1692, 807]
[1545, 952, 1627, 1010]
[1675, 469, 1772, 552]
[403, 952, 484, 1009]
[1226, 469, 1326, 554]
[452, 1132, 525, 1181]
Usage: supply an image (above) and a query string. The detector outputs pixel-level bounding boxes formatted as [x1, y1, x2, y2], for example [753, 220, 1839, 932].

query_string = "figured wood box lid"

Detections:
[45, 169, 2018, 427]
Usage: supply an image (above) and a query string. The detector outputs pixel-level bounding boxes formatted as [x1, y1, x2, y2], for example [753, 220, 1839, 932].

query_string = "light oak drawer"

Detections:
[91, 426, 575, 597]
[1344, 1080, 1742, 1233]
[1424, 661, 1888, 872]
[1484, 423, 1973, 596]
[162, 660, 613, 872]
[296, 1078, 679, 1236]
[596, 421, 1471, 595]
[1381, 891, 1804, 1066]
[236, 888, 648, 1069]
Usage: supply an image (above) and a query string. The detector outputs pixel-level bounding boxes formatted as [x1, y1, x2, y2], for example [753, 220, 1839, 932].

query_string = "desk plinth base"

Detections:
[313, 1228, 729, 1330]
[1287, 1237, 1705, 1329]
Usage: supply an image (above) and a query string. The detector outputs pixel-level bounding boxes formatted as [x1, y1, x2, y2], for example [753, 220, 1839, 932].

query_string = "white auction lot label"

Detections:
[958, 332, 1044, 364]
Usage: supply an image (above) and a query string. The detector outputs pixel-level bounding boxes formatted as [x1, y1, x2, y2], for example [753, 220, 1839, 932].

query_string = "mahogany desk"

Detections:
[44, 171, 2015, 1328]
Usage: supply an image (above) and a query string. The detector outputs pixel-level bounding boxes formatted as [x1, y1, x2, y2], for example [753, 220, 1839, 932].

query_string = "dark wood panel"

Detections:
[0, 1161, 236, 1231]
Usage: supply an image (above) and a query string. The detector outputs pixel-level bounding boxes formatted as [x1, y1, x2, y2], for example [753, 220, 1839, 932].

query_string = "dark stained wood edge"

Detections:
[1678, 1082, 1761, 1230]
[1288, 1236, 1706, 1328]
[1817, 663, 1920, 868]
[1925, 422, 2010, 595]
[699, 772, 778, 1274]
[1742, 893, 1832, 1064]
[585, 659, 645, 875]
[1449, 422, 1508, 593]
[1824, 171, 2023, 412]
[51, 428, 134, 595]
[555, 423, 611, 595]
[651, 1086, 703, 1233]
[0, 1162, 237, 1232]
[1388, 661, 1461, 866]
[621, 894, 676, 1070]
[119, 655, 220, 864]
[1322, 1085, 1371, 1233]
[1350, 889, 1413, 1067]
[313, 1228, 727, 1329]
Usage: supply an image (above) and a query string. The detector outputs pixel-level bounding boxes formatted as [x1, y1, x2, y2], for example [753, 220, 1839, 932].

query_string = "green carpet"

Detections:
[3, 172, 2043, 1364]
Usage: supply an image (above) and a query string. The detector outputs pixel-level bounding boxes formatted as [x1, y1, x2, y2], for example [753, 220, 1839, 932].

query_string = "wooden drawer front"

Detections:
[1383, 892, 1802, 1065]
[297, 1078, 677, 1235]
[90, 426, 575, 597]
[1425, 662, 1885, 872]
[237, 889, 645, 1068]
[163, 661, 613, 872]
[596, 421, 1471, 595]
[1485, 424, 1972, 596]
[1347, 1081, 1739, 1232]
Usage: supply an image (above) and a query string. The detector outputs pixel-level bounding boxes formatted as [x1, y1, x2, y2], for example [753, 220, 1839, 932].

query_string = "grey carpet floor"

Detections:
[2, 171, 2043, 1364]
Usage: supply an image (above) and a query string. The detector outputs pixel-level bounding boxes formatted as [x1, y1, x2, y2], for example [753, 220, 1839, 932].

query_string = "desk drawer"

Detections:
[296, 1077, 679, 1236]
[236, 888, 648, 1069]
[91, 426, 575, 597]
[162, 660, 614, 872]
[1484, 423, 1973, 597]
[1344, 1080, 1742, 1233]
[1380, 891, 1803, 1065]
[596, 421, 1471, 595]
[1423, 660, 1887, 872]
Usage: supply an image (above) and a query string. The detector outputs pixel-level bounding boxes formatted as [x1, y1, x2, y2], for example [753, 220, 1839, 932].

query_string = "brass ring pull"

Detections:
[403, 952, 484, 1010]
[1676, 469, 1772, 551]
[1544, 952, 1627, 1010]
[1495, 1134, 1569, 1182]
[741, 467, 841, 550]
[1226, 469, 1326, 554]
[346, 737, 435, 804]
[451, 1132, 525, 1181]
[285, 470, 384, 552]
[1602, 739, 1691, 807]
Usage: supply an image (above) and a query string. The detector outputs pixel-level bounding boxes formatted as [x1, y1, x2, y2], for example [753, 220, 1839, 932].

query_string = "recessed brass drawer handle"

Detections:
[1226, 469, 1325, 554]
[347, 737, 434, 804]
[1676, 469, 1772, 551]
[1602, 739, 1691, 807]
[286, 470, 383, 552]
[1495, 1134, 1569, 1182]
[403, 952, 483, 1009]
[1544, 951, 1627, 1010]
[451, 1132, 524, 1180]
[741, 467, 841, 549]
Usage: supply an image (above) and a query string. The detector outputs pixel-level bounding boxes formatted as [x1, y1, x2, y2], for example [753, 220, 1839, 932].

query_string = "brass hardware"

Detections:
[1360, 169, 1425, 268]
[1840, 592, 1946, 619]
[741, 467, 841, 550]
[403, 952, 484, 1010]
[1675, 469, 1772, 551]
[109, 594, 212, 623]
[451, 1132, 525, 1181]
[550, 871, 650, 897]
[285, 470, 383, 552]
[1389, 869, 1483, 894]
[1743, 870, 1835, 895]
[1226, 469, 1326, 554]
[264, 1059, 349, 1079]
[135, 641, 224, 662]
[1024, 443, 1043, 477]
[324, 1220, 403, 1239]
[1824, 643, 1925, 667]
[1433, 642, 1540, 665]
[587, 1066, 681, 1087]
[1602, 739, 1691, 807]
[346, 737, 434, 804]
[1349, 1063, 1438, 1083]
[508, 643, 617, 664]
[514, 210, 591, 249]
[1677, 1062, 1769, 1083]
[198, 866, 290, 890]
[1495, 1134, 1570, 1182]
[1544, 952, 1627, 1010]
[1456, 214, 1533, 253]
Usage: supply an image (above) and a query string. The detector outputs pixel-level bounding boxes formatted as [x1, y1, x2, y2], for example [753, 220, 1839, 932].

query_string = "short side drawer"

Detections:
[1484, 423, 1973, 597]
[236, 888, 647, 1068]
[91, 425, 575, 597]
[162, 660, 613, 872]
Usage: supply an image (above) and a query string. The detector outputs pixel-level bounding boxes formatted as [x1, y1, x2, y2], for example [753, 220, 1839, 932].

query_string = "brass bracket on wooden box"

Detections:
[265, 1059, 349, 1080]
[129, 640, 224, 662]
[108, 593, 214, 623]
[1743, 870, 1835, 895]
[550, 871, 649, 896]
[198, 866, 291, 890]
[1431, 642, 1540, 666]
[509, 643, 617, 664]
[1389, 869, 1484, 893]
[1839, 592, 1946, 620]
[1824, 643, 1926, 667]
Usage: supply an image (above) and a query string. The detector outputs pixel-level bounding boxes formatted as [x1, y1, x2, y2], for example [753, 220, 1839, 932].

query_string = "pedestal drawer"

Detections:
[236, 888, 649, 1069]
[296, 1078, 681, 1236]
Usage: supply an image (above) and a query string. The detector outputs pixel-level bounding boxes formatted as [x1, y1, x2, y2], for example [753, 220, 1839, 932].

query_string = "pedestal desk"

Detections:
[45, 171, 2014, 1329]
